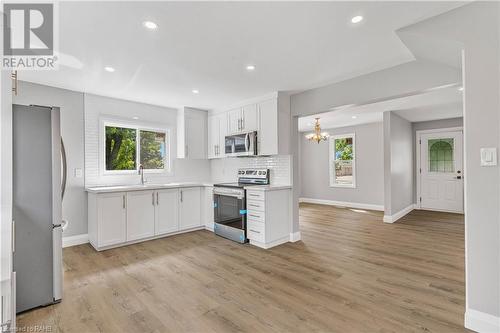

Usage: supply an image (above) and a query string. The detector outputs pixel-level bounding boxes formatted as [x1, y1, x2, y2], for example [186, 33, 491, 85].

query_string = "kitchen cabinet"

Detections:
[257, 98, 278, 156]
[241, 104, 258, 132]
[179, 187, 202, 229]
[246, 188, 291, 249]
[178, 107, 207, 159]
[227, 108, 241, 134]
[94, 192, 127, 247]
[155, 188, 179, 234]
[88, 185, 208, 251]
[207, 92, 290, 159]
[227, 105, 258, 134]
[127, 190, 156, 241]
[185, 111, 207, 159]
[208, 113, 226, 159]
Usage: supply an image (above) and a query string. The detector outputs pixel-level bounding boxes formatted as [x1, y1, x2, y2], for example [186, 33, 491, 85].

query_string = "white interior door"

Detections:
[419, 130, 463, 213]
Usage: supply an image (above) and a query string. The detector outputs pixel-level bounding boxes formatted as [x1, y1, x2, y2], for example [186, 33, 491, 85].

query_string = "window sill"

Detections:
[330, 184, 356, 189]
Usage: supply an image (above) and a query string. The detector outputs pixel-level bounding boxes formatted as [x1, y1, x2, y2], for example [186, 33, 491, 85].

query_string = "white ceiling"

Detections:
[298, 85, 463, 132]
[20, 1, 465, 110]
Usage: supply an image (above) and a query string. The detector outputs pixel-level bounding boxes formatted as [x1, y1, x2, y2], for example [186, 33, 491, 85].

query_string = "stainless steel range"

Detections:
[213, 168, 270, 243]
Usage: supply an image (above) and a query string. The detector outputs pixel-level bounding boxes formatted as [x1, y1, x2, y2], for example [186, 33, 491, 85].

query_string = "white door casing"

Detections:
[417, 129, 463, 213]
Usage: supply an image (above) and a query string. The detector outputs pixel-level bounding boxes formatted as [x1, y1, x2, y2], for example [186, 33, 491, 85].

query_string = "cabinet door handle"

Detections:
[123, 195, 126, 209]
[152, 192, 155, 206]
[156, 192, 159, 205]
[249, 229, 260, 234]
[249, 214, 260, 218]
[249, 204, 259, 207]
[180, 190, 183, 202]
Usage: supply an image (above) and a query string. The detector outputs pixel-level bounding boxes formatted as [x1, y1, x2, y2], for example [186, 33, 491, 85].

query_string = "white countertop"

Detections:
[86, 182, 213, 193]
[86, 182, 292, 193]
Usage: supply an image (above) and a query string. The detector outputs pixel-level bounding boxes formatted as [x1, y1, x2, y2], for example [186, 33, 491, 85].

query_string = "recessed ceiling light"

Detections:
[192, 89, 199, 94]
[352, 115, 357, 119]
[246, 64, 256, 71]
[132, 116, 139, 120]
[104, 66, 115, 72]
[458, 87, 464, 91]
[351, 15, 363, 24]
[143, 21, 158, 30]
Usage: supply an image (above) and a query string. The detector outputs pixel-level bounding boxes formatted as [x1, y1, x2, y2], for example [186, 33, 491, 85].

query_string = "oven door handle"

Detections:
[213, 191, 244, 199]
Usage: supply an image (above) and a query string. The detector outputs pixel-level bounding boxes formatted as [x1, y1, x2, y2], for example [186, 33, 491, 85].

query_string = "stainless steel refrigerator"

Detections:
[13, 104, 63, 313]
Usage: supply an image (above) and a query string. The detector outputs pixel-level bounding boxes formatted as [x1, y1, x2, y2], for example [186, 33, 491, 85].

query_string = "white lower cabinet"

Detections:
[246, 188, 291, 249]
[155, 188, 179, 235]
[95, 192, 127, 247]
[88, 186, 205, 251]
[127, 190, 156, 241]
[179, 187, 202, 229]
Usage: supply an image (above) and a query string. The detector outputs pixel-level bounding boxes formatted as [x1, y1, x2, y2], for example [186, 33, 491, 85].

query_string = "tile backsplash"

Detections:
[210, 155, 292, 185]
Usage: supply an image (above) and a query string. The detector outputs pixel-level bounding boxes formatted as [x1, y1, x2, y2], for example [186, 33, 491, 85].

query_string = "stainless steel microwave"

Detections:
[225, 131, 257, 157]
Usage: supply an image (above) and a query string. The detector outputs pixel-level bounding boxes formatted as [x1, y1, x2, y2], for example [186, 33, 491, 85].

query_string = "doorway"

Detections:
[416, 127, 464, 213]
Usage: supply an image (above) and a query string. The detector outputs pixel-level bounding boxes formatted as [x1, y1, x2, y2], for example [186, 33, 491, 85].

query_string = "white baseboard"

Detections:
[383, 204, 415, 223]
[62, 233, 89, 248]
[299, 197, 384, 211]
[289, 231, 301, 242]
[465, 309, 500, 333]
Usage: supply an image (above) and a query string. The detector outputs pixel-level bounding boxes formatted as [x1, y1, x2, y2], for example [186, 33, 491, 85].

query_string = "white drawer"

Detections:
[247, 221, 265, 243]
[247, 210, 265, 223]
[246, 191, 265, 201]
[247, 199, 265, 212]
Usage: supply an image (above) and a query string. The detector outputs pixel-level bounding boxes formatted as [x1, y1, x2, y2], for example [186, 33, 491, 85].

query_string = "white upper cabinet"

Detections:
[207, 92, 289, 159]
[185, 112, 207, 159]
[258, 98, 278, 156]
[208, 113, 226, 159]
[178, 107, 207, 159]
[179, 187, 202, 229]
[155, 188, 179, 235]
[126, 190, 156, 241]
[227, 108, 242, 134]
[241, 104, 258, 132]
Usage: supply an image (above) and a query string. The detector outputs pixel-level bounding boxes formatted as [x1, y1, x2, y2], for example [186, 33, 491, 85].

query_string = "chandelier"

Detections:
[305, 118, 329, 143]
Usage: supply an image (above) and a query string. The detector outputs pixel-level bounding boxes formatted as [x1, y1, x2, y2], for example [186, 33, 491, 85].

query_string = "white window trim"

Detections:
[329, 133, 356, 188]
[99, 118, 172, 176]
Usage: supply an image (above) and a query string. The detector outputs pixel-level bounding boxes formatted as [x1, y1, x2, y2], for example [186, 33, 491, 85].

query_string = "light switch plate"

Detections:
[480, 148, 497, 166]
[74, 168, 83, 178]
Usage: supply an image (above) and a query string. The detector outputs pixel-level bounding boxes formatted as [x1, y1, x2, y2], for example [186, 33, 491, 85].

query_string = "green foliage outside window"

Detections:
[105, 125, 166, 171]
[335, 138, 353, 160]
[140, 130, 166, 169]
[105, 126, 137, 170]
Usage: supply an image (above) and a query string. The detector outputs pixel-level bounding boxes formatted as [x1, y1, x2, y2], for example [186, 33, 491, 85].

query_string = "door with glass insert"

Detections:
[420, 130, 463, 213]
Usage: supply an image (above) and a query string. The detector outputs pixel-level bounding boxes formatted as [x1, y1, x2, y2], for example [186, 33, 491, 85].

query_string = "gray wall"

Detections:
[383, 112, 413, 216]
[401, 2, 500, 319]
[412, 117, 463, 203]
[13, 81, 86, 237]
[300, 122, 384, 207]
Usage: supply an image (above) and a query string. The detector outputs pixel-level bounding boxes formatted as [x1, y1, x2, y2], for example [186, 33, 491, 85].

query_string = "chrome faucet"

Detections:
[138, 164, 145, 185]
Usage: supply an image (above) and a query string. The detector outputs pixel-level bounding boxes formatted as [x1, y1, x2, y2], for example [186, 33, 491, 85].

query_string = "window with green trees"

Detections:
[105, 124, 167, 172]
[329, 134, 355, 187]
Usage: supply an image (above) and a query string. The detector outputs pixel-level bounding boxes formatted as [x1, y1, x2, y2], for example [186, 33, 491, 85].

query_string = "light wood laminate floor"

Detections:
[18, 204, 468, 332]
